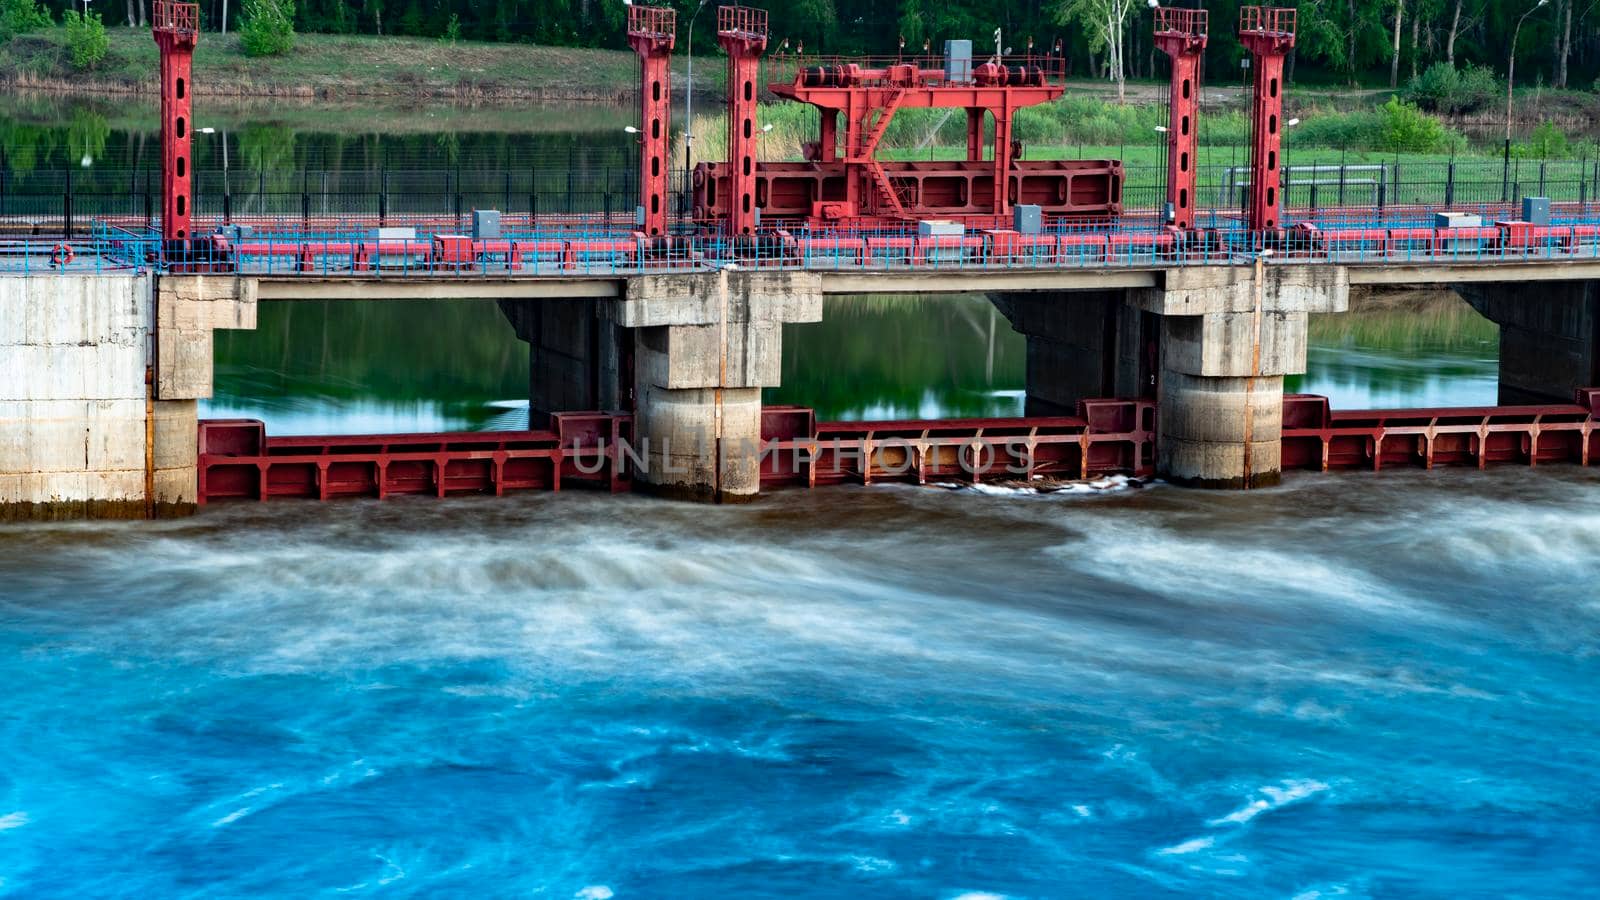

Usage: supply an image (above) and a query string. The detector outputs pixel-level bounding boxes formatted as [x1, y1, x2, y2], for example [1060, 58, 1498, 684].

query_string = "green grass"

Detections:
[1, 25, 725, 99]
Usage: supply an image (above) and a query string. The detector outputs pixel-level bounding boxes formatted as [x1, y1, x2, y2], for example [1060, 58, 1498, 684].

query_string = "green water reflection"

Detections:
[208, 293, 1500, 434]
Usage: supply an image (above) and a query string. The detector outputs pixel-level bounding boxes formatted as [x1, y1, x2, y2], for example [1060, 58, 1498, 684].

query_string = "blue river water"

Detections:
[4, 295, 1597, 897]
[3, 472, 1598, 897]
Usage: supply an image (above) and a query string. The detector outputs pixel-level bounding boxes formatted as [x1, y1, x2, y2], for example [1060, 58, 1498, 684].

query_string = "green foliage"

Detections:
[240, 0, 296, 57]
[1281, 100, 1464, 154]
[1512, 121, 1571, 158]
[440, 13, 460, 45]
[62, 10, 107, 70]
[1376, 97, 1460, 153]
[0, 0, 50, 41]
[1405, 63, 1499, 115]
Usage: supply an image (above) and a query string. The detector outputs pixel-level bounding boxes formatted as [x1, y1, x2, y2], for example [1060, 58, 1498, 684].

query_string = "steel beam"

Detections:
[717, 6, 769, 237]
[1237, 7, 1296, 233]
[1154, 8, 1208, 230]
[152, 2, 199, 248]
[627, 5, 677, 237]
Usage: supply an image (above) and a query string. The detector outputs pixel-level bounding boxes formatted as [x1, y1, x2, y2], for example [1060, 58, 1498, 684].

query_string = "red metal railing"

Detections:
[1239, 6, 1296, 36]
[1155, 7, 1208, 36]
[193, 391, 1600, 504]
[768, 53, 1069, 89]
[1282, 391, 1599, 471]
[626, 4, 675, 39]
[152, 1, 199, 33]
[717, 4, 768, 38]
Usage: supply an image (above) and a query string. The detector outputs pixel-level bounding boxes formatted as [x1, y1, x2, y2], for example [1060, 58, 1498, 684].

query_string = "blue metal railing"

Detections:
[7, 210, 1600, 278]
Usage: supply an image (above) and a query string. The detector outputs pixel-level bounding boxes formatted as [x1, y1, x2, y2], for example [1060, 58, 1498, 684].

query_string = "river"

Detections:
[4, 104, 1598, 898]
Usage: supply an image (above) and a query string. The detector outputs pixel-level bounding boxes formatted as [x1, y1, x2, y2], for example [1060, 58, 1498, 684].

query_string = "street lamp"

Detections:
[683, 0, 712, 216]
[1506, 0, 1550, 154]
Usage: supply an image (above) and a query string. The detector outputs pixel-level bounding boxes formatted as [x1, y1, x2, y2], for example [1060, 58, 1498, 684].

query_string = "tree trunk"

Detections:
[1559, 0, 1573, 87]
[1390, 0, 1405, 88]
[125, 0, 134, 27]
[1446, 0, 1462, 65]
[1348, 0, 1360, 84]
[1410, 5, 1421, 79]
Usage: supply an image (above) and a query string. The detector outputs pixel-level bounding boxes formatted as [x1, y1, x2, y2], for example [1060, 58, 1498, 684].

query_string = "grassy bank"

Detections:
[0, 25, 724, 101]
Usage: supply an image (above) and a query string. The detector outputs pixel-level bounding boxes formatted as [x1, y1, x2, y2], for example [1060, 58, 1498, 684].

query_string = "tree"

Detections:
[1056, 0, 1137, 103]
[1391, 0, 1406, 87]
[240, 0, 294, 56]
[0, 0, 51, 41]
[62, 9, 108, 69]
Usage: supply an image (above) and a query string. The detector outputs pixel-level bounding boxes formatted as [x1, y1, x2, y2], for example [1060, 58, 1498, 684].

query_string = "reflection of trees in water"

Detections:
[768, 295, 1025, 420]
[213, 300, 528, 408]
[1310, 288, 1497, 351]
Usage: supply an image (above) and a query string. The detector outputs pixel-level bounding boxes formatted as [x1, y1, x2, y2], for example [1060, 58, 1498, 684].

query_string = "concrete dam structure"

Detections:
[4, 261, 1598, 519]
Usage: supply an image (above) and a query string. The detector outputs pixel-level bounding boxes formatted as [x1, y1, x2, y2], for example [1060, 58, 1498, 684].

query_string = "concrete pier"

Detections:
[1, 273, 254, 520]
[1458, 281, 1599, 404]
[615, 270, 822, 501]
[1137, 265, 1348, 488]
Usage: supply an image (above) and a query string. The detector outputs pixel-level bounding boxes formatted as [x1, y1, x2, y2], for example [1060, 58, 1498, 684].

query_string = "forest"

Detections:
[22, 0, 1600, 93]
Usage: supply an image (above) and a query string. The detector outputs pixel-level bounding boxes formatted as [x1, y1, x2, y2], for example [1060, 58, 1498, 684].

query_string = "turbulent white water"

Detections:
[3, 470, 1598, 897]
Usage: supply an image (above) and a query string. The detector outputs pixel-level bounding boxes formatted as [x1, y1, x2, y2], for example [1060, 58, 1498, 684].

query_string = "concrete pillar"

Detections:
[616, 271, 822, 501]
[990, 290, 1153, 414]
[1457, 281, 1600, 404]
[498, 298, 628, 426]
[1137, 265, 1347, 488]
[1, 273, 253, 520]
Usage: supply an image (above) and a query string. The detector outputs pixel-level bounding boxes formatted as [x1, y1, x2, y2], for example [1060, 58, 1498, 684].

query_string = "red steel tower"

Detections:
[1154, 7, 1208, 230]
[717, 5, 769, 237]
[152, 2, 199, 248]
[1237, 6, 1296, 232]
[627, 4, 676, 237]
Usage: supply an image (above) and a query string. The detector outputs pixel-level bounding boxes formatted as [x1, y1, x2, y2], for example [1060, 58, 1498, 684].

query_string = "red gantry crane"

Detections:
[693, 31, 1122, 229]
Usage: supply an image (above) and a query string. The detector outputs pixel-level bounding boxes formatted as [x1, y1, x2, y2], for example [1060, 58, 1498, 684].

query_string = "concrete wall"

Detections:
[1, 274, 254, 521]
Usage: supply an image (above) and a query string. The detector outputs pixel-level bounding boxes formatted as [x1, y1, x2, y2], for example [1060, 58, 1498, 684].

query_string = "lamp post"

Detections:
[682, 0, 711, 216]
[1504, 0, 1542, 171]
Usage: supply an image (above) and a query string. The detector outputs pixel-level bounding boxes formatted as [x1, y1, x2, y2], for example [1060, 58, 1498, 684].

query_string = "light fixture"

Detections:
[761, 123, 775, 133]
[624, 126, 640, 134]
[1286, 118, 1301, 127]
[199, 127, 216, 134]
[1153, 125, 1168, 133]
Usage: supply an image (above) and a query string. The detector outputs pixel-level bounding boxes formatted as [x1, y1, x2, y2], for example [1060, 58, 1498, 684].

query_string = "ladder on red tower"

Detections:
[847, 88, 907, 217]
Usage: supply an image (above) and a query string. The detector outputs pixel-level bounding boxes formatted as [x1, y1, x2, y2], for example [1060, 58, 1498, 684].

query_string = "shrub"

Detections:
[1513, 121, 1572, 159]
[441, 13, 461, 45]
[0, 0, 50, 41]
[1287, 109, 1382, 150]
[1405, 62, 1498, 115]
[62, 10, 108, 70]
[240, 0, 295, 57]
[1376, 96, 1458, 152]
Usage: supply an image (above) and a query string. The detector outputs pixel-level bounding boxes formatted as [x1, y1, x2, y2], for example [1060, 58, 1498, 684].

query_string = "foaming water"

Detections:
[3, 471, 1599, 897]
